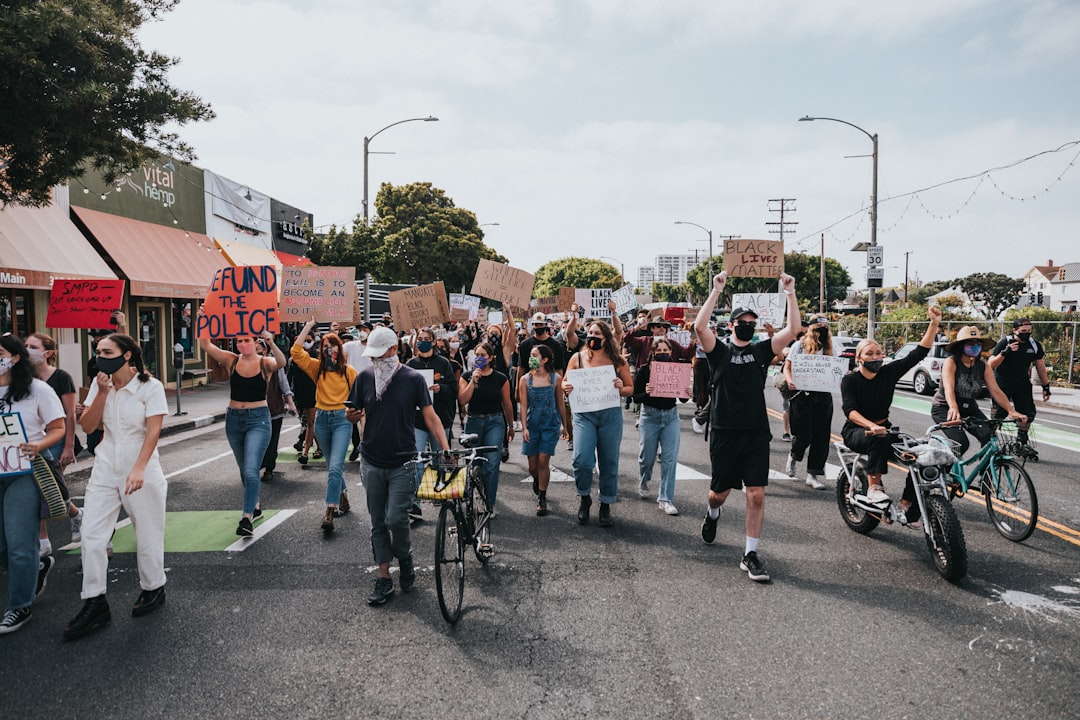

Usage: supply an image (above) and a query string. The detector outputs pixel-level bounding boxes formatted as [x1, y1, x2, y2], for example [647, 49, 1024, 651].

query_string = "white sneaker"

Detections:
[691, 417, 705, 434]
[39, 539, 52, 558]
[513, 420, 522, 432]
[659, 501, 679, 516]
[634, 417, 640, 428]
[805, 474, 825, 490]
[70, 507, 84, 543]
[784, 455, 797, 478]
[865, 486, 891, 505]
[638, 482, 650, 499]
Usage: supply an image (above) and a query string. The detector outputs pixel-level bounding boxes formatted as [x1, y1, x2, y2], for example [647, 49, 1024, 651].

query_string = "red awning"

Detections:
[274, 250, 315, 267]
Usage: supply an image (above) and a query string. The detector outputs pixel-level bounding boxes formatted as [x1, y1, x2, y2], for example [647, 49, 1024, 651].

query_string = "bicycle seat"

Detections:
[459, 432, 480, 447]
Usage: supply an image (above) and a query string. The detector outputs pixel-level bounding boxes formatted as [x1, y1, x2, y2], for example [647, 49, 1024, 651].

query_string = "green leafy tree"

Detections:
[875, 304, 933, 344]
[651, 282, 686, 303]
[370, 182, 507, 289]
[947, 272, 1024, 318]
[532, 257, 622, 297]
[907, 280, 949, 306]
[0, 0, 214, 206]
[311, 220, 379, 277]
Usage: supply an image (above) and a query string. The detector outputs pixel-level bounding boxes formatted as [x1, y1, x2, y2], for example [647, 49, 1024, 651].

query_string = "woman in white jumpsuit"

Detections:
[64, 333, 168, 640]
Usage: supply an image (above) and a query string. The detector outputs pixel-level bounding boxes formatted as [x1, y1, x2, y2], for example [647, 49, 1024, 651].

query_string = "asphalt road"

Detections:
[2, 389, 1078, 720]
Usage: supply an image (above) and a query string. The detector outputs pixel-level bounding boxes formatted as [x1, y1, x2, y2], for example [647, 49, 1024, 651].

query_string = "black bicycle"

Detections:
[412, 434, 497, 623]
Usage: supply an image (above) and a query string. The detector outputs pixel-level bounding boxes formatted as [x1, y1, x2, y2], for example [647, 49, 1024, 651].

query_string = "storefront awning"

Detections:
[0, 201, 118, 289]
[72, 207, 228, 298]
[215, 238, 283, 271]
[274, 250, 315, 267]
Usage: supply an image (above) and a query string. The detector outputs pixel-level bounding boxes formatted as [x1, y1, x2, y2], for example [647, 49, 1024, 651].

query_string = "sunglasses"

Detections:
[734, 320, 757, 328]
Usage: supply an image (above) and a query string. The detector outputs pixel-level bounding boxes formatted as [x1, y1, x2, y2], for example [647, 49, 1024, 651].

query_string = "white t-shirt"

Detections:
[342, 340, 372, 374]
[85, 375, 169, 446]
[0, 378, 65, 443]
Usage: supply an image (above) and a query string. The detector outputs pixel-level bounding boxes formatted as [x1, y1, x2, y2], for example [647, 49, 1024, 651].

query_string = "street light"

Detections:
[800, 115, 879, 339]
[674, 221, 713, 276]
[598, 255, 625, 282]
[363, 115, 439, 223]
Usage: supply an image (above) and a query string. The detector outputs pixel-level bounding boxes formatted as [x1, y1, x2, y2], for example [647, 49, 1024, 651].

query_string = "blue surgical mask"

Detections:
[474, 356, 489, 370]
[417, 341, 433, 353]
[963, 343, 981, 357]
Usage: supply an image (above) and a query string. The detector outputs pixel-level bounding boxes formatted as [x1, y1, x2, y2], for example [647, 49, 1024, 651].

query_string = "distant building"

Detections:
[1021, 259, 1060, 308]
[1049, 262, 1080, 313]
[636, 266, 655, 291]
[654, 254, 697, 285]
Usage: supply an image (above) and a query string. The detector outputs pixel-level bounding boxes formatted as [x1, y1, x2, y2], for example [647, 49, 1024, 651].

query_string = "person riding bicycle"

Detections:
[930, 326, 1026, 457]
[987, 318, 1051, 459]
[840, 306, 941, 519]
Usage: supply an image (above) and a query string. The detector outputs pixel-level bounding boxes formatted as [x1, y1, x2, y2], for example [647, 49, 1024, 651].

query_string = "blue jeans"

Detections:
[225, 406, 272, 516]
[314, 409, 352, 506]
[572, 406, 623, 504]
[464, 414, 505, 508]
[363, 461, 413, 565]
[638, 405, 680, 503]
[0, 473, 40, 611]
[413, 426, 451, 494]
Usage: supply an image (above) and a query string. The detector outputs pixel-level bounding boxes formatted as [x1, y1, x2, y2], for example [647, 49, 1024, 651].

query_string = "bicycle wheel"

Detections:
[468, 466, 493, 564]
[835, 459, 879, 535]
[434, 502, 465, 624]
[982, 458, 1038, 542]
[923, 495, 967, 583]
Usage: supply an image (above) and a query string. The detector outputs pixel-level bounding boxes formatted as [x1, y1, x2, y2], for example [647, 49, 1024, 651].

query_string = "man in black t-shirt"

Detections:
[987, 317, 1051, 455]
[693, 271, 801, 583]
[517, 312, 567, 373]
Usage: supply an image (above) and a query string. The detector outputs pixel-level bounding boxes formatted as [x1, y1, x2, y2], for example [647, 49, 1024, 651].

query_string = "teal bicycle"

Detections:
[934, 418, 1038, 542]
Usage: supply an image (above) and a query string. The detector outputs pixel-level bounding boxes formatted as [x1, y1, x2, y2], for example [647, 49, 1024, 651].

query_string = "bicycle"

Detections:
[411, 433, 497, 623]
[932, 417, 1039, 542]
[834, 425, 968, 582]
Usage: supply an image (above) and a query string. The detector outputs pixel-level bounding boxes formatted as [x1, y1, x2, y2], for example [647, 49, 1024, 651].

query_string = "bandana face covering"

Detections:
[372, 354, 400, 400]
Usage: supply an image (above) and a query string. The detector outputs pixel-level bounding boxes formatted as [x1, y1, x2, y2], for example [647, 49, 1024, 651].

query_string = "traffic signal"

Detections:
[1037, 291, 1044, 305]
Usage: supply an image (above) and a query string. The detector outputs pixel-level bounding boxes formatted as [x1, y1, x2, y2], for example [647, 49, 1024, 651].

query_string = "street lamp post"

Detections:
[598, 255, 625, 282]
[800, 115, 879, 340]
[363, 116, 439, 224]
[674, 221, 713, 277]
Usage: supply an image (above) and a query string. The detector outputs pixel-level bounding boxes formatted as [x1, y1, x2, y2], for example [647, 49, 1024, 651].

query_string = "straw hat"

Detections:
[945, 326, 994, 354]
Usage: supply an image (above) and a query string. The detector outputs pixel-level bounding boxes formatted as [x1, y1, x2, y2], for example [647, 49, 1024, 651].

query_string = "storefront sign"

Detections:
[46, 279, 125, 329]
[197, 265, 279, 338]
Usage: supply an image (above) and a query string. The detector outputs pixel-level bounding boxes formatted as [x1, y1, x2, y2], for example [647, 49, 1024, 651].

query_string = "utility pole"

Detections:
[766, 198, 798, 246]
[819, 233, 826, 314]
[903, 251, 913, 306]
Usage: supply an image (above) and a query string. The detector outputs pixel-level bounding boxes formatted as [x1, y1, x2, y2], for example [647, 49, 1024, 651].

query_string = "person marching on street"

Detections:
[694, 271, 801, 583]
[406, 326, 457, 523]
[517, 343, 568, 517]
[256, 338, 296, 483]
[633, 336, 690, 516]
[458, 343, 514, 511]
[987, 318, 1051, 460]
[782, 316, 836, 490]
[346, 326, 450, 606]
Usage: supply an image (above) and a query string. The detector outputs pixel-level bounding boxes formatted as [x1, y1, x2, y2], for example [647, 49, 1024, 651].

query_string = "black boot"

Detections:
[64, 595, 111, 640]
[598, 502, 613, 527]
[577, 495, 592, 525]
[536, 490, 548, 517]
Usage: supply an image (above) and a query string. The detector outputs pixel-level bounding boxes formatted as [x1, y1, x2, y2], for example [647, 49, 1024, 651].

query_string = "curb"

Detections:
[160, 411, 228, 438]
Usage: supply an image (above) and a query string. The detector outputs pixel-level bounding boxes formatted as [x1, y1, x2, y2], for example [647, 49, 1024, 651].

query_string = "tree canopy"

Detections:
[677, 252, 851, 309]
[947, 272, 1025, 318]
[0, 0, 214, 206]
[533, 257, 623, 297]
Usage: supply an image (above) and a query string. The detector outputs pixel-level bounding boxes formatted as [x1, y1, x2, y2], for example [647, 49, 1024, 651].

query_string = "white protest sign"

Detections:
[667, 329, 691, 347]
[0, 413, 31, 477]
[574, 289, 612, 319]
[789, 354, 850, 393]
[611, 284, 636, 316]
[488, 311, 504, 326]
[732, 293, 785, 329]
[566, 366, 620, 413]
[417, 368, 435, 402]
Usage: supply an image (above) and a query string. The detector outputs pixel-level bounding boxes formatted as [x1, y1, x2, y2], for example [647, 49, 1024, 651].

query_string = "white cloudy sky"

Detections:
[140, 0, 1080, 290]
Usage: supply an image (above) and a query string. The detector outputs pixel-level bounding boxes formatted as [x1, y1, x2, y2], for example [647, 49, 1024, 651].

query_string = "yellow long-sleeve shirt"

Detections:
[290, 344, 358, 411]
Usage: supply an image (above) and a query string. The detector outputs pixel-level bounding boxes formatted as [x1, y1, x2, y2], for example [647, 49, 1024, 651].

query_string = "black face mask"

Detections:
[488, 334, 501, 345]
[733, 325, 756, 342]
[862, 359, 884, 373]
[653, 353, 672, 362]
[533, 327, 548, 337]
[96, 355, 128, 375]
[815, 327, 829, 341]
[586, 336, 603, 351]
[1016, 332, 1031, 342]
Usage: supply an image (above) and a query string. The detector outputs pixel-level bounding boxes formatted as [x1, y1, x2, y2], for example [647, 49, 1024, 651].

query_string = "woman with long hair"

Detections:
[0, 334, 65, 634]
[517, 343, 568, 517]
[782, 316, 837, 490]
[63, 333, 169, 639]
[633, 337, 688, 516]
[200, 328, 286, 536]
[562, 320, 634, 527]
[457, 342, 514, 512]
[291, 319, 358, 532]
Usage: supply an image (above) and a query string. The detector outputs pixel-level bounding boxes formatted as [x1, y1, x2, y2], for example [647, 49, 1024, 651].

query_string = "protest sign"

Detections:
[450, 307, 470, 323]
[448, 293, 481, 321]
[0, 413, 31, 477]
[280, 266, 356, 322]
[572, 289, 612, 319]
[197, 265, 279, 339]
[389, 281, 450, 329]
[789, 353, 850, 393]
[723, 239, 784, 278]
[731, 293, 786, 329]
[649, 362, 692, 399]
[565, 366, 619, 413]
[667, 329, 691, 347]
[351, 287, 364, 325]
[610, 284, 636, 316]
[476, 307, 489, 325]
[488, 310, 504, 326]
[46, 279, 125, 330]
[683, 307, 700, 324]
[530, 296, 559, 315]
[416, 368, 435, 402]
[470, 259, 535, 309]
[557, 287, 576, 312]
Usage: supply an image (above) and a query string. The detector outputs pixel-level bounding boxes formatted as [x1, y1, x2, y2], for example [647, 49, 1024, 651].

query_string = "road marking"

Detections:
[224, 509, 298, 552]
[165, 450, 234, 479]
[61, 511, 298, 554]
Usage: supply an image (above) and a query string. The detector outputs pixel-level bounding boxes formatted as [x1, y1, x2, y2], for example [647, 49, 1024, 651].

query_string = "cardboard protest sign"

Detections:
[667, 329, 692, 347]
[731, 293, 786, 329]
[351, 287, 364, 325]
[557, 287, 576, 312]
[789, 353, 850, 393]
[0, 413, 31, 477]
[448, 293, 481, 321]
[279, 266, 355, 322]
[197, 265, 279, 339]
[649, 362, 692, 399]
[530, 296, 559, 315]
[388, 282, 450, 330]
[723, 239, 784, 278]
[46, 279, 125, 329]
[683, 307, 701, 324]
[565, 366, 619, 413]
[610, 284, 636, 316]
[476, 307, 489, 326]
[471, 259, 535, 310]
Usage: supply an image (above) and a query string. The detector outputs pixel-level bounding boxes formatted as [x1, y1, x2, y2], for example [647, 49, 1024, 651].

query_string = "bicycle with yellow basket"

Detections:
[413, 433, 498, 623]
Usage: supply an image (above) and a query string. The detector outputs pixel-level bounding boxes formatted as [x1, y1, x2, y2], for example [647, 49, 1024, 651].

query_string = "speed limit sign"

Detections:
[866, 246, 883, 267]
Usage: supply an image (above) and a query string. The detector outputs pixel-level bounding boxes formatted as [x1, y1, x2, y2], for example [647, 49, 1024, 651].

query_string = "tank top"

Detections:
[932, 357, 985, 406]
[231, 363, 268, 402]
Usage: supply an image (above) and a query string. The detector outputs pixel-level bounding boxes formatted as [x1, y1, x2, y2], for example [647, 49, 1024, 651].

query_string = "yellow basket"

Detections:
[416, 465, 466, 501]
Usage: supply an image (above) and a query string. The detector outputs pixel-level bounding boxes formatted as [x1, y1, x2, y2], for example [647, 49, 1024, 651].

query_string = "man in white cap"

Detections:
[345, 326, 449, 606]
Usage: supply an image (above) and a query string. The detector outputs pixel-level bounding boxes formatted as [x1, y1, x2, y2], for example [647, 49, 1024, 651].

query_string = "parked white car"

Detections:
[889, 341, 949, 395]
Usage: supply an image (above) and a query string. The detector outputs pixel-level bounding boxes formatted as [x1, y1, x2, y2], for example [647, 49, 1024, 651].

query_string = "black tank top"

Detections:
[230, 364, 268, 402]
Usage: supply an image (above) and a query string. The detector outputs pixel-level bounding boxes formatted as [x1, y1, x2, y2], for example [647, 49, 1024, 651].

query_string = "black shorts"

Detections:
[995, 381, 1036, 419]
[708, 428, 771, 493]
